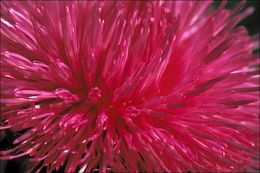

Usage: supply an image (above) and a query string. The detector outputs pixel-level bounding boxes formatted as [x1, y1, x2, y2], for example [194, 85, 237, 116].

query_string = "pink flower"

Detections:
[0, 1, 259, 172]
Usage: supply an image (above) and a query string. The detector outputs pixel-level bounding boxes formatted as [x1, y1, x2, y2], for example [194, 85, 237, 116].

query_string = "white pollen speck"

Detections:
[1, 18, 14, 28]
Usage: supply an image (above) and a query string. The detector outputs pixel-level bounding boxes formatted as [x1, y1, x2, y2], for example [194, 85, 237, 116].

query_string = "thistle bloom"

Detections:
[0, 1, 259, 173]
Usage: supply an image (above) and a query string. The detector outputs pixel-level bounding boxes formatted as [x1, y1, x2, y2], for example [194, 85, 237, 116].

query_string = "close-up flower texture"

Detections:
[0, 1, 259, 173]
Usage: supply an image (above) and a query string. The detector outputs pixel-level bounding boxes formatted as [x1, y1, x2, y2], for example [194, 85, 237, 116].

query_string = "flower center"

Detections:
[124, 106, 140, 117]
[88, 87, 102, 103]
[87, 87, 140, 119]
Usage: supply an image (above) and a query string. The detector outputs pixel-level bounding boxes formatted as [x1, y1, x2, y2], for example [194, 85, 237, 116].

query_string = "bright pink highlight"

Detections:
[0, 1, 259, 173]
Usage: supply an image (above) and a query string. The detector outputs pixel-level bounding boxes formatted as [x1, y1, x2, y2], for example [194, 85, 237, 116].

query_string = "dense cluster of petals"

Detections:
[0, 1, 259, 173]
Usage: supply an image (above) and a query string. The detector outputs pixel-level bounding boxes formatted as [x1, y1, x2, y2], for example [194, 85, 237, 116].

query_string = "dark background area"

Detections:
[0, 1, 259, 173]
[213, 0, 259, 35]
[237, 0, 259, 35]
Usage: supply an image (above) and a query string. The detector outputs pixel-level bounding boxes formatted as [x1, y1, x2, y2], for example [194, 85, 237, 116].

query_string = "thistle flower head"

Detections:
[0, 1, 259, 172]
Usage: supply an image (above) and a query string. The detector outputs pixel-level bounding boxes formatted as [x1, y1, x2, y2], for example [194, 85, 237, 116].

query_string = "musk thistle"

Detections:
[0, 1, 259, 173]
